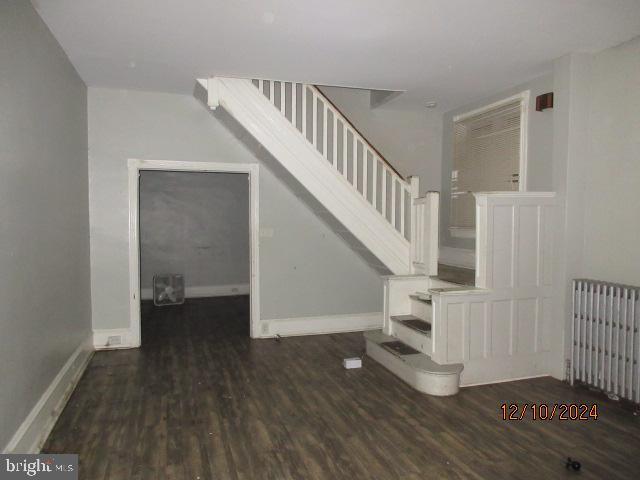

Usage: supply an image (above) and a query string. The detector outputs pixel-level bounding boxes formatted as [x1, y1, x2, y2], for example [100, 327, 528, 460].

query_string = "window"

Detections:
[449, 92, 528, 237]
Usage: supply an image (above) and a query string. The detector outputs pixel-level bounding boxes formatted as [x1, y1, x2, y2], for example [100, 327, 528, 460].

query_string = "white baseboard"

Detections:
[93, 328, 136, 350]
[140, 283, 250, 300]
[260, 312, 382, 338]
[439, 246, 476, 269]
[3, 335, 93, 454]
[461, 373, 550, 388]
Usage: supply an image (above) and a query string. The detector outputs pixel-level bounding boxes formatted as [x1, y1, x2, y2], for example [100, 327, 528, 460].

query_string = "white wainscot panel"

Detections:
[542, 206, 554, 286]
[538, 296, 553, 352]
[469, 302, 487, 360]
[517, 205, 539, 288]
[516, 298, 537, 355]
[446, 303, 465, 363]
[491, 299, 512, 357]
[491, 205, 514, 289]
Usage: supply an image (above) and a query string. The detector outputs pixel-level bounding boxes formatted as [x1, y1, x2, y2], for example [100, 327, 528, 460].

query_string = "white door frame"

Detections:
[127, 158, 260, 345]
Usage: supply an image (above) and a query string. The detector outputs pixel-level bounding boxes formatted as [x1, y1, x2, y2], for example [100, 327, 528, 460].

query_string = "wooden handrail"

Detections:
[310, 85, 406, 182]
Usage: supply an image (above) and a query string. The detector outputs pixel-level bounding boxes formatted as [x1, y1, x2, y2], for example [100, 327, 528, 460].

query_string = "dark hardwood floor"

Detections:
[44, 297, 640, 479]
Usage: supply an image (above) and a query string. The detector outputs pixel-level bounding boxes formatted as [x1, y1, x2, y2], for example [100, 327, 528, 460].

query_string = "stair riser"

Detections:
[392, 322, 432, 355]
[366, 340, 460, 396]
[410, 298, 432, 321]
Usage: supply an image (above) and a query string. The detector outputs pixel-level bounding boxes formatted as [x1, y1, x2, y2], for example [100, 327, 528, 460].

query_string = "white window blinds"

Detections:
[450, 99, 522, 229]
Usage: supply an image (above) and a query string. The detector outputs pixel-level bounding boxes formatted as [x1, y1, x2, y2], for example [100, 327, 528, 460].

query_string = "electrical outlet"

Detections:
[261, 322, 269, 335]
[107, 335, 122, 346]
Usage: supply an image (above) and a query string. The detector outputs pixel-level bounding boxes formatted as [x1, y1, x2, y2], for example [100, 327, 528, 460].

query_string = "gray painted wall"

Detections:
[582, 36, 640, 285]
[139, 171, 249, 290]
[440, 74, 555, 250]
[319, 87, 443, 194]
[88, 87, 383, 329]
[0, 1, 91, 449]
[545, 38, 640, 377]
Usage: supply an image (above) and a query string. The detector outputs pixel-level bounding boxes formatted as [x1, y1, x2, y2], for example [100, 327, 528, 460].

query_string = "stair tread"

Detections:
[390, 315, 432, 334]
[364, 331, 463, 375]
[409, 294, 432, 304]
[381, 341, 420, 356]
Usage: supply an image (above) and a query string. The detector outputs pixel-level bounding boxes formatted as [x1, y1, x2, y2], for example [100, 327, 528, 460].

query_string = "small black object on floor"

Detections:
[565, 457, 581, 471]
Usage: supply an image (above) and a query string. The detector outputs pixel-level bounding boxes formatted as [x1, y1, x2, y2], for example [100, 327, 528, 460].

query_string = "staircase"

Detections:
[364, 275, 466, 396]
[196, 76, 458, 395]
[195, 77, 557, 397]
[197, 77, 417, 274]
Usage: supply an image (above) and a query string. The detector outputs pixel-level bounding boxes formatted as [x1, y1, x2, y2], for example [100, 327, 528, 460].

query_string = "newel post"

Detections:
[408, 176, 420, 272]
[408, 176, 420, 200]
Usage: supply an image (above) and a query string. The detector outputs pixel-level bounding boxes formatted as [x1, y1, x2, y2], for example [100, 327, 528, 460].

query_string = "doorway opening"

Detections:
[128, 160, 260, 346]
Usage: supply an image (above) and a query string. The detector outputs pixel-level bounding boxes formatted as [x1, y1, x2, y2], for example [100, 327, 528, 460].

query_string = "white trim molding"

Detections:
[3, 335, 93, 454]
[128, 159, 260, 343]
[260, 312, 383, 338]
[93, 328, 137, 350]
[438, 246, 476, 269]
[140, 283, 250, 300]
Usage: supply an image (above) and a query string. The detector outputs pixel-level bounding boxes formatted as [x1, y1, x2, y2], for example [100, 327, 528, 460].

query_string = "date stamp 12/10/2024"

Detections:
[501, 403, 599, 421]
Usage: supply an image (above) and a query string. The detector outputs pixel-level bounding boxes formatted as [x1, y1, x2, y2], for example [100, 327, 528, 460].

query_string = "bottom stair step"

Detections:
[364, 330, 463, 397]
[381, 341, 421, 356]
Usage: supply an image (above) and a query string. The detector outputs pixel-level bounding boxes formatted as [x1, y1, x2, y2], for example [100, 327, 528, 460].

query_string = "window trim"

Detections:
[452, 90, 530, 193]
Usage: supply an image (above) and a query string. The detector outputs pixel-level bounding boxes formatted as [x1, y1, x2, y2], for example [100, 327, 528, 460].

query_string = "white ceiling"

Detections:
[33, 0, 640, 111]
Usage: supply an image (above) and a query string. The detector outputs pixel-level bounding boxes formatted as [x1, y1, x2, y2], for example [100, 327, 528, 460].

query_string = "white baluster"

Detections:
[362, 150, 369, 200]
[381, 168, 387, 218]
[312, 92, 318, 148]
[323, 102, 328, 158]
[302, 86, 307, 138]
[400, 186, 406, 237]
[292, 83, 297, 129]
[280, 81, 285, 113]
[342, 123, 348, 178]
[372, 157, 378, 210]
[332, 113, 338, 168]
[258, 79, 264, 96]
[391, 175, 397, 229]
[352, 136, 358, 188]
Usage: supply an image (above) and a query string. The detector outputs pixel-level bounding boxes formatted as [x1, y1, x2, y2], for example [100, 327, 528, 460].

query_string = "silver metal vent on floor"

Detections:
[153, 274, 185, 306]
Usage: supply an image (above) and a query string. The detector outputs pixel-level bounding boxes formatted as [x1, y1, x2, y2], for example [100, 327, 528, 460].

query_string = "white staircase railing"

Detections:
[251, 79, 414, 241]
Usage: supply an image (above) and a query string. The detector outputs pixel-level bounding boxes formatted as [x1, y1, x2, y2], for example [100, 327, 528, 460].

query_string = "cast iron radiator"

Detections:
[571, 279, 640, 403]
